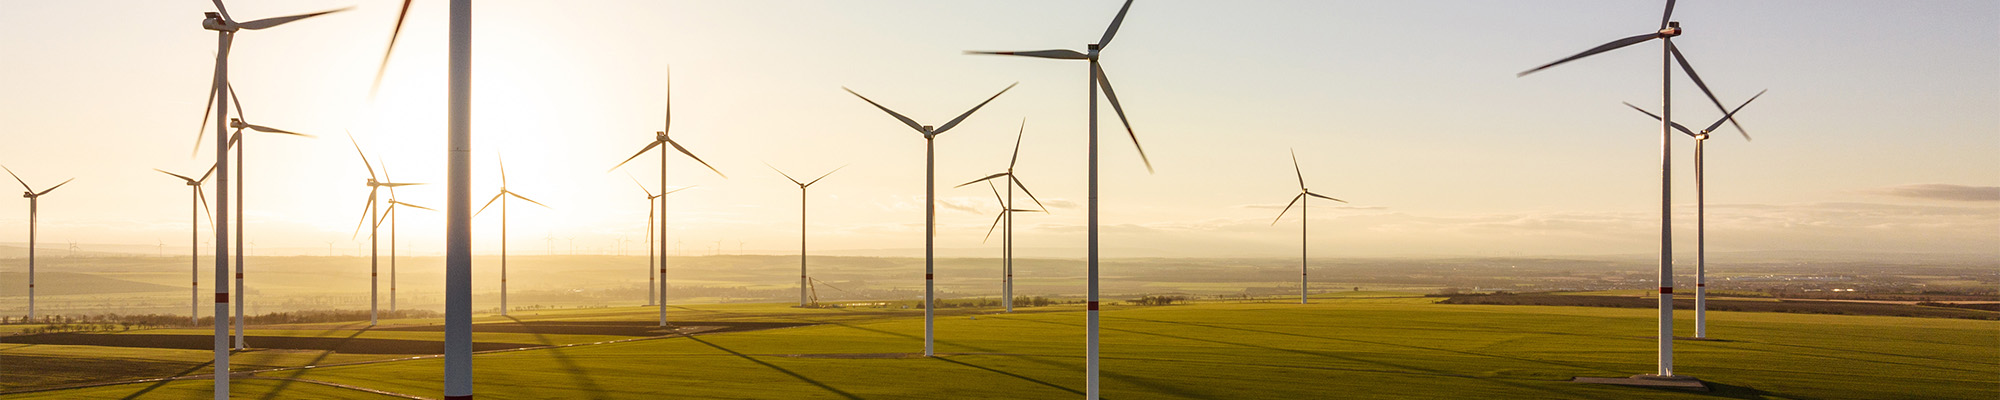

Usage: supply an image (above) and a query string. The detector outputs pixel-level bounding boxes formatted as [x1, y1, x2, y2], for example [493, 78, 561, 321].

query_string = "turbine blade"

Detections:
[932, 82, 1017, 135]
[1670, 43, 1748, 138]
[36, 178, 74, 196]
[1097, 0, 1135, 49]
[498, 155, 508, 186]
[380, 183, 425, 187]
[1009, 118, 1026, 170]
[1660, 0, 1678, 30]
[1517, 32, 1660, 77]
[509, 191, 552, 209]
[963, 50, 1088, 60]
[1306, 191, 1347, 203]
[956, 173, 1009, 189]
[1095, 64, 1152, 173]
[1706, 89, 1767, 140]
[667, 138, 727, 178]
[348, 133, 377, 179]
[368, 0, 416, 101]
[1621, 102, 1698, 137]
[766, 162, 802, 186]
[353, 190, 376, 239]
[1011, 177, 1048, 213]
[193, 82, 218, 158]
[199, 162, 217, 183]
[156, 169, 196, 183]
[209, 0, 235, 24]
[804, 165, 847, 187]
[474, 192, 504, 217]
[389, 200, 436, 211]
[383, 162, 397, 198]
[661, 185, 696, 196]
[226, 82, 247, 123]
[198, 188, 215, 230]
[609, 140, 664, 172]
[1272, 194, 1304, 225]
[1290, 149, 1305, 189]
[0, 165, 27, 192]
[237, 7, 349, 30]
[984, 210, 1006, 244]
[246, 123, 314, 138]
[988, 179, 1005, 205]
[628, 173, 655, 198]
[843, 87, 930, 135]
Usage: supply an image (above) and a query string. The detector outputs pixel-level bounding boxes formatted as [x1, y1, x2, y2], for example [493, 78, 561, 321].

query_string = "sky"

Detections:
[0, 0, 1995, 259]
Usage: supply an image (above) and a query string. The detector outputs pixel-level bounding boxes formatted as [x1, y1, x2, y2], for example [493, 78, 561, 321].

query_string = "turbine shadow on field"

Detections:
[1668, 381, 1792, 400]
[255, 326, 371, 400]
[115, 360, 214, 400]
[934, 356, 1084, 396]
[1001, 314, 1580, 397]
[1114, 316, 1624, 375]
[821, 319, 1205, 396]
[684, 335, 863, 400]
[505, 316, 609, 399]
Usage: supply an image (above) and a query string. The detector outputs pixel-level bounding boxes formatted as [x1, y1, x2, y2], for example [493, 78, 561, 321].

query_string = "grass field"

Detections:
[4, 296, 1995, 399]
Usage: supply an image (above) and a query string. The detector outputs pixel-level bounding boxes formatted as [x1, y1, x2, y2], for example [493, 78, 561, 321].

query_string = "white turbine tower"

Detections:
[1625, 89, 1766, 339]
[221, 85, 316, 350]
[350, 136, 422, 326]
[969, 1, 1153, 396]
[768, 164, 845, 308]
[3, 166, 73, 321]
[1518, 0, 1748, 379]
[381, 164, 435, 313]
[194, 1, 345, 396]
[957, 120, 1048, 312]
[1271, 150, 1346, 304]
[844, 83, 1016, 356]
[156, 165, 217, 325]
[609, 68, 728, 328]
[627, 175, 693, 307]
[476, 156, 549, 317]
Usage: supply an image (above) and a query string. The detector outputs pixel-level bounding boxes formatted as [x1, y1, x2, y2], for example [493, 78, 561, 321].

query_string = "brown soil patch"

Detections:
[378, 320, 815, 336]
[3, 333, 537, 354]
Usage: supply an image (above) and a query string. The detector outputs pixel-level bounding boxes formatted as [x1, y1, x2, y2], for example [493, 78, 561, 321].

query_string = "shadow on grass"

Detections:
[504, 315, 610, 400]
[116, 361, 214, 400]
[684, 335, 862, 400]
[934, 356, 1083, 396]
[812, 319, 1199, 397]
[255, 326, 371, 400]
[1115, 316, 1626, 375]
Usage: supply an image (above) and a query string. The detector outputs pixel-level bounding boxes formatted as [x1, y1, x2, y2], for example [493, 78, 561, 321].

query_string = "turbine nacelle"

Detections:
[201, 12, 233, 32]
[228, 118, 246, 130]
[1694, 133, 1709, 141]
[1661, 21, 1682, 37]
[19, 192, 30, 198]
[656, 131, 669, 140]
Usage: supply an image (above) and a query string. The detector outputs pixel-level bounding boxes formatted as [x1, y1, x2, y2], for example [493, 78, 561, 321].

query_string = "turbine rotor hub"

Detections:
[1694, 133, 1709, 140]
[229, 118, 246, 129]
[1660, 21, 1682, 37]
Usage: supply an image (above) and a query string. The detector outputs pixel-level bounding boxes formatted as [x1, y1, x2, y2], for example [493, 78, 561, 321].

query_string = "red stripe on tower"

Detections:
[926, 274, 934, 279]
[1696, 284, 1705, 287]
[1087, 301, 1099, 310]
[216, 293, 229, 303]
[1659, 287, 1674, 294]
[235, 273, 243, 279]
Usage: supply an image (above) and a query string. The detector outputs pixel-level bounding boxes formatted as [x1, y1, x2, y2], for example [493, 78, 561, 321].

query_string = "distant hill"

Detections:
[0, 272, 180, 296]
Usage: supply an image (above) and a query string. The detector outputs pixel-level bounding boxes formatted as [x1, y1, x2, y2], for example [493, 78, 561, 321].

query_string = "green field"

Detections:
[4, 297, 1994, 399]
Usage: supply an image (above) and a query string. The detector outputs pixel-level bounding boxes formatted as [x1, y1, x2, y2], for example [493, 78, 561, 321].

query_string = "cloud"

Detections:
[1041, 199, 1080, 210]
[1864, 184, 2000, 202]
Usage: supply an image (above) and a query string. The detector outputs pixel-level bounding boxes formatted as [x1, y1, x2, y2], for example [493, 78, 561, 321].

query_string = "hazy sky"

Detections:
[1, 0, 1994, 258]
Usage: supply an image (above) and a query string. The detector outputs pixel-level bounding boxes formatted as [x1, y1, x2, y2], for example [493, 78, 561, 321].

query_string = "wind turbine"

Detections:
[157, 164, 217, 325]
[350, 135, 422, 325]
[957, 119, 1048, 312]
[844, 82, 1015, 357]
[609, 68, 727, 328]
[382, 164, 435, 313]
[476, 156, 549, 317]
[4, 166, 73, 320]
[1625, 89, 1765, 340]
[1270, 150, 1346, 304]
[767, 163, 846, 307]
[220, 86, 315, 350]
[627, 175, 693, 307]
[968, 1, 1152, 395]
[1517, 0, 1749, 379]
[195, 3, 344, 394]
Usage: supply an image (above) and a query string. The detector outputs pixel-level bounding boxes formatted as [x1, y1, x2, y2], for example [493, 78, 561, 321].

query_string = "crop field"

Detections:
[4, 294, 1993, 399]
